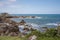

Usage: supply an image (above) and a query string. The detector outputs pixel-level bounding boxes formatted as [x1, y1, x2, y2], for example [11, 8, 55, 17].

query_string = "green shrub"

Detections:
[44, 28, 57, 37]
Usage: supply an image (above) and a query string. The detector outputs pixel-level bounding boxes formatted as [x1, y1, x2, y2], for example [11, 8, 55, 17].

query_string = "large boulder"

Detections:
[0, 23, 8, 36]
[0, 22, 19, 36]
[19, 20, 26, 25]
[4, 25, 19, 36]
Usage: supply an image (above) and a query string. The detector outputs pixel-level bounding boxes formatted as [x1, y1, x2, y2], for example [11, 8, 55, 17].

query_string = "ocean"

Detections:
[10, 14, 60, 28]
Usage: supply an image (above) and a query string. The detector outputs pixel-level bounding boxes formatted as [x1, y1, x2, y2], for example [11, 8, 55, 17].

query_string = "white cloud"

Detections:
[0, 2, 60, 14]
[8, 5, 21, 8]
[0, 2, 4, 7]
[5, 2, 12, 5]
[0, 0, 16, 7]
[8, 0, 16, 2]
[0, 8, 59, 14]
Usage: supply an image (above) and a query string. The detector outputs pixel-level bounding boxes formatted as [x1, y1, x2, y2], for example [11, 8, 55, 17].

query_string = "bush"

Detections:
[25, 30, 42, 38]
[44, 28, 57, 37]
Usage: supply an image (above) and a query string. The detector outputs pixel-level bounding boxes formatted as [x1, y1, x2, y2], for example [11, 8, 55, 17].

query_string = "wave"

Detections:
[35, 16, 42, 19]
[18, 22, 59, 33]
[25, 23, 40, 30]
[19, 16, 42, 19]
[45, 23, 58, 26]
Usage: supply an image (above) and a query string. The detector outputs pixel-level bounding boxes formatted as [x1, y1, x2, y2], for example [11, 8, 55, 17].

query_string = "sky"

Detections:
[0, 0, 60, 14]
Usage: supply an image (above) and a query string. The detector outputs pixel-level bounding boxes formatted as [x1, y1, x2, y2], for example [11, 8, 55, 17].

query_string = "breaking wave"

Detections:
[45, 23, 58, 26]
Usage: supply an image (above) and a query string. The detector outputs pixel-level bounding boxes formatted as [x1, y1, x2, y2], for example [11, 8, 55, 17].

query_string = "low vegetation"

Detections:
[0, 36, 60, 40]
[0, 28, 60, 40]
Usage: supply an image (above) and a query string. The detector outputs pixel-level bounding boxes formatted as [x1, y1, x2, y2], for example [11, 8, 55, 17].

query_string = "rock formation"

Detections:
[0, 13, 20, 36]
[19, 20, 26, 25]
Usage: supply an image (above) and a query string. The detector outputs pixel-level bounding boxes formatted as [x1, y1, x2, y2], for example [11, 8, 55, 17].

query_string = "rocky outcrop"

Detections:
[0, 13, 39, 36]
[0, 23, 8, 36]
[0, 13, 10, 17]
[19, 20, 26, 25]
[0, 23, 20, 36]
[0, 13, 16, 18]
[0, 13, 20, 36]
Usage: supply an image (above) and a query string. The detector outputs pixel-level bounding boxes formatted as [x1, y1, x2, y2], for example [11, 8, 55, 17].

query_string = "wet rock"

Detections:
[19, 20, 26, 25]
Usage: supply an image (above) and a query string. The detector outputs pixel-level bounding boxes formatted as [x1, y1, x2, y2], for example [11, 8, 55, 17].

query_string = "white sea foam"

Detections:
[30, 23, 40, 30]
[19, 16, 42, 19]
[45, 23, 58, 26]
[35, 16, 42, 19]
[24, 23, 40, 30]
[18, 23, 40, 33]
[18, 25, 24, 29]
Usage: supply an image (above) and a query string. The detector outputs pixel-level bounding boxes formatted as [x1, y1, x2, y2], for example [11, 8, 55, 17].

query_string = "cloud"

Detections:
[8, 0, 16, 2]
[0, 0, 60, 14]
[0, 0, 16, 7]
[0, 2, 4, 7]
[0, 7, 60, 14]
[0, 4, 59, 14]
[8, 5, 20, 8]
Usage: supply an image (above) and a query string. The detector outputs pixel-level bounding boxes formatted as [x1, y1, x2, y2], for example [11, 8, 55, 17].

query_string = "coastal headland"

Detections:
[0, 13, 38, 36]
[0, 13, 60, 40]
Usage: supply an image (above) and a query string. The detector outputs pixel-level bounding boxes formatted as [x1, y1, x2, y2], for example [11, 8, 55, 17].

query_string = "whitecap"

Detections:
[18, 25, 24, 29]
[35, 16, 42, 19]
[19, 16, 42, 19]
[30, 23, 40, 30]
[45, 23, 58, 26]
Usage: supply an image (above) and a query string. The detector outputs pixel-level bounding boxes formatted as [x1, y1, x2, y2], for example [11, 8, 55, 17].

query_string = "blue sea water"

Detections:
[10, 14, 60, 28]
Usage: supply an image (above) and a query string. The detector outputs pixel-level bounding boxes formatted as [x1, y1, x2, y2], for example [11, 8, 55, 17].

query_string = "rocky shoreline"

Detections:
[0, 13, 60, 37]
[0, 13, 37, 36]
[0, 13, 41, 19]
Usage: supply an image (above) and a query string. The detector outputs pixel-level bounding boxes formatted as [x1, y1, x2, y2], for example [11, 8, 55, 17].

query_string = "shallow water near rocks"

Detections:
[10, 14, 60, 31]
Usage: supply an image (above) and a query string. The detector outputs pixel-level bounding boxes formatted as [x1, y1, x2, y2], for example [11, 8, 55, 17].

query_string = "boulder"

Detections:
[19, 20, 26, 25]
[0, 23, 8, 36]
